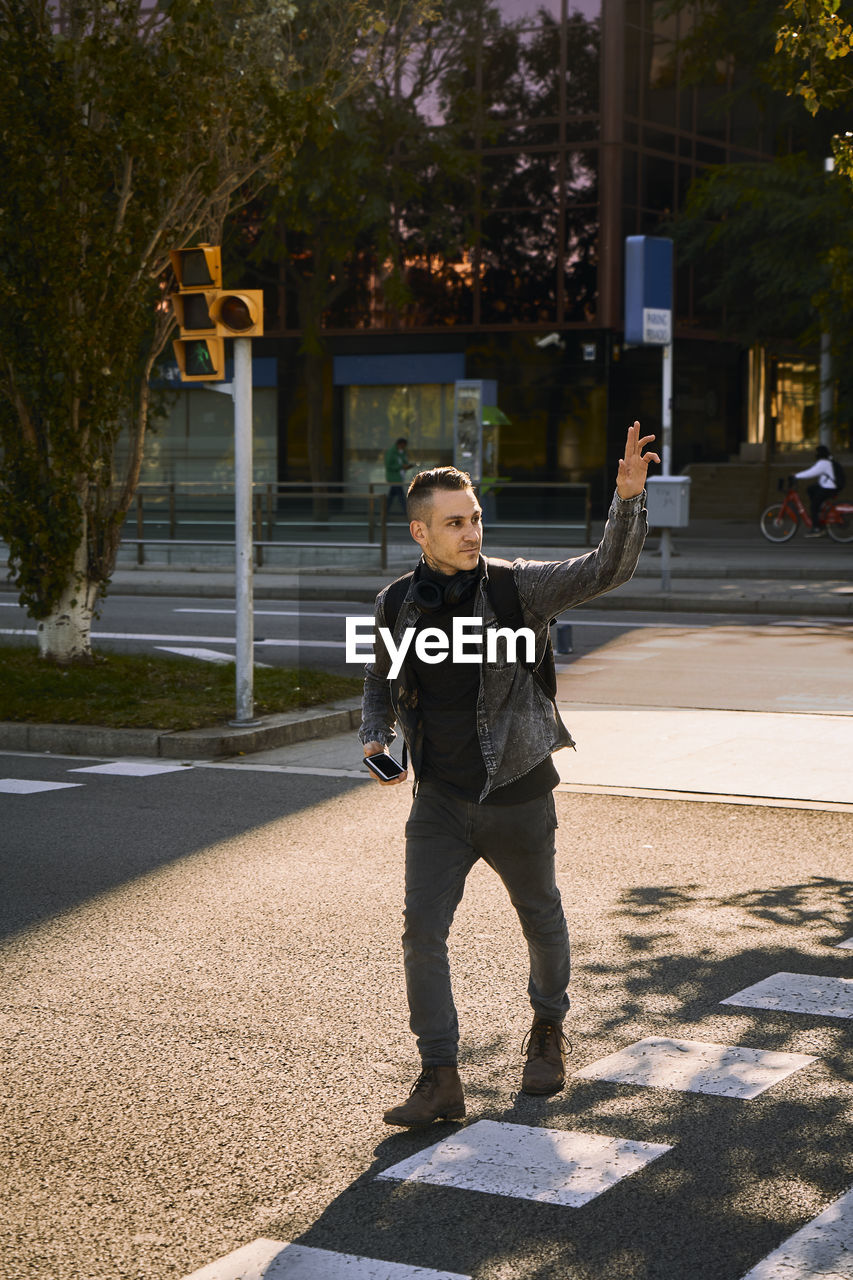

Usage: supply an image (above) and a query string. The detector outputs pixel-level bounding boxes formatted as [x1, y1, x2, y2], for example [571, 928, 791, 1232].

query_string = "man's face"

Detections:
[410, 486, 483, 576]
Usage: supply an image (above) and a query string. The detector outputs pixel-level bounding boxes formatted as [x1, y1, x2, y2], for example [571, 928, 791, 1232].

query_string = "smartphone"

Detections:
[363, 752, 406, 782]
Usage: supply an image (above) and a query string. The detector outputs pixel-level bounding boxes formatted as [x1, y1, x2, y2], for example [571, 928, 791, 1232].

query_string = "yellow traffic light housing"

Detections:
[172, 336, 226, 382]
[208, 290, 264, 337]
[170, 244, 224, 382]
[170, 244, 222, 291]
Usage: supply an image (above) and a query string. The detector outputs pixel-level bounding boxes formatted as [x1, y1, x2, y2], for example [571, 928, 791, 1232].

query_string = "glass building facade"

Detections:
[149, 0, 825, 506]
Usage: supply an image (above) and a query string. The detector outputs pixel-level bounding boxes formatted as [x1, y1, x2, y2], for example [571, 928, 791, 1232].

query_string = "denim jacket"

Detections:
[359, 489, 648, 800]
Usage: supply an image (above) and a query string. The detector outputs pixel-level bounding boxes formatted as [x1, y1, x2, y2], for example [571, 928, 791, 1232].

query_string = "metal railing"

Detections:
[369, 479, 592, 542]
[123, 482, 388, 569]
[120, 479, 591, 568]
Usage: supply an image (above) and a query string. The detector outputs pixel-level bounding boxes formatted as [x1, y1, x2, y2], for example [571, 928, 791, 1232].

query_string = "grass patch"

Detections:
[0, 646, 363, 731]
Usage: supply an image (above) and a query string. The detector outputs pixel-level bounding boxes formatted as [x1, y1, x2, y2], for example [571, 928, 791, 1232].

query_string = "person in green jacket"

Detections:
[384, 436, 411, 515]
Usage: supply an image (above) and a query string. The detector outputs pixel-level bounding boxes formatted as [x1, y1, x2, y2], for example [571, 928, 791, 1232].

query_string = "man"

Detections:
[384, 436, 411, 516]
[360, 421, 658, 1127]
[795, 444, 840, 537]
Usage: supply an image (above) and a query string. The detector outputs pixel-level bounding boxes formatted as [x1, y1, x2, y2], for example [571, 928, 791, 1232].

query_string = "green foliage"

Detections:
[0, 0, 428, 629]
[0, 645, 362, 730]
[775, 0, 853, 176]
[673, 153, 853, 346]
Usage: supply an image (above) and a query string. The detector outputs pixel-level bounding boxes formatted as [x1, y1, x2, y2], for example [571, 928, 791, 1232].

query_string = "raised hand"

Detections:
[617, 420, 660, 499]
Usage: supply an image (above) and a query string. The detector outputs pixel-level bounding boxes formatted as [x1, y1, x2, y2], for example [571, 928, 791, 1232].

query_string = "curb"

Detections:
[0, 698, 363, 761]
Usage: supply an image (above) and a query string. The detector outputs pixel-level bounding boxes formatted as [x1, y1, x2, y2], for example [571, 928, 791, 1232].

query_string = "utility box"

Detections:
[645, 475, 690, 527]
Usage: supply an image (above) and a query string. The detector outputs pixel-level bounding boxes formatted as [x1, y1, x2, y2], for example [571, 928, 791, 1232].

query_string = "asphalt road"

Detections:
[4, 590, 852, 690]
[1, 758, 851, 1280]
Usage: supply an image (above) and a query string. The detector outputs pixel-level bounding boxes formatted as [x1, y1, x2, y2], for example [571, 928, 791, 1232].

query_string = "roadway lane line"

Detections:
[0, 628, 347, 649]
[0, 779, 83, 794]
[174, 607, 373, 618]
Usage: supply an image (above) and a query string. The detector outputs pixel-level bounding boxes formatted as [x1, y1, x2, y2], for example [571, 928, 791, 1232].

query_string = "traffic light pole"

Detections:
[231, 336, 258, 726]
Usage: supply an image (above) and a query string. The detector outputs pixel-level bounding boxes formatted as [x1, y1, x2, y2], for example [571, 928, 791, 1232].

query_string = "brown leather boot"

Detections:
[521, 1018, 570, 1096]
[383, 1066, 466, 1127]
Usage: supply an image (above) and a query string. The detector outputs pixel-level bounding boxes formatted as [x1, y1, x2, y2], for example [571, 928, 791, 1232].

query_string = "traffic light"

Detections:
[170, 243, 225, 382]
[208, 290, 264, 337]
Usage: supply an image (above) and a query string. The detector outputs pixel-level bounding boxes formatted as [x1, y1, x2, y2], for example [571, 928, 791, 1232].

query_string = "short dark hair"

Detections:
[395, 437, 408, 447]
[816, 444, 831, 459]
[407, 465, 474, 523]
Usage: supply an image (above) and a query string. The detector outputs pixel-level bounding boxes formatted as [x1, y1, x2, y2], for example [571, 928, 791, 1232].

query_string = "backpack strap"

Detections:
[381, 568, 415, 634]
[484, 559, 557, 701]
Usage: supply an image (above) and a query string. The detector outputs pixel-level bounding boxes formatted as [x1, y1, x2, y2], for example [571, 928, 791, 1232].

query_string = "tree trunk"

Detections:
[36, 527, 99, 664]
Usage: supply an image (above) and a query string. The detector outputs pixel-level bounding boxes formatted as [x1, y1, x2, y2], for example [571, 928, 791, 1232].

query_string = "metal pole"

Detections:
[231, 337, 257, 726]
[820, 330, 833, 450]
[660, 342, 673, 591]
[821, 157, 835, 450]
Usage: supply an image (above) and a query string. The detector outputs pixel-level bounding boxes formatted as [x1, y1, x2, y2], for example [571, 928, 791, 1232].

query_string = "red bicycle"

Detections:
[760, 480, 853, 543]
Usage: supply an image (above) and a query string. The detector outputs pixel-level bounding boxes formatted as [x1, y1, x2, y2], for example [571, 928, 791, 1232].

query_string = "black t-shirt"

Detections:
[406, 564, 559, 805]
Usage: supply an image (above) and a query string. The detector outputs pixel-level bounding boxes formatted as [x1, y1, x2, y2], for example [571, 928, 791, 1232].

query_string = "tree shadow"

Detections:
[0, 763, 366, 941]
[275, 862, 853, 1279]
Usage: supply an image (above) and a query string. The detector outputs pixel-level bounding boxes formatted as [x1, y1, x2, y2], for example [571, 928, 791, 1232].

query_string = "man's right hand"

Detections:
[363, 741, 409, 786]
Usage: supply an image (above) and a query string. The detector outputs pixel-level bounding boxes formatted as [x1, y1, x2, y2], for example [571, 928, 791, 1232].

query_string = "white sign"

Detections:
[642, 307, 672, 345]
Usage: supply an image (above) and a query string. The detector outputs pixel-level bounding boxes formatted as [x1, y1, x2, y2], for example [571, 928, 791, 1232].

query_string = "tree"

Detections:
[0, 0, 431, 663]
[776, 0, 853, 176]
[238, 0, 480, 493]
[673, 154, 853, 345]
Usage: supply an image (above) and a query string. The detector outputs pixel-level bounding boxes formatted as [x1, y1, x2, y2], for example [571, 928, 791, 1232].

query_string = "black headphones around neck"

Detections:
[411, 563, 481, 614]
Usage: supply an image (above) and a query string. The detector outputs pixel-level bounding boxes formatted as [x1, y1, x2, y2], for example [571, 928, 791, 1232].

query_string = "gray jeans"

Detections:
[402, 782, 570, 1065]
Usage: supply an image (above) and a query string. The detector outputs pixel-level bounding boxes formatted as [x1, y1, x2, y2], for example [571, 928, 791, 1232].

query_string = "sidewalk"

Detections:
[101, 519, 853, 616]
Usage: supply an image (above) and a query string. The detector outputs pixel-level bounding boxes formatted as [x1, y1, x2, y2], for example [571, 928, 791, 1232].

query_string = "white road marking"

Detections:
[377, 1119, 672, 1209]
[68, 762, 191, 777]
[156, 646, 238, 663]
[182, 1238, 470, 1280]
[0, 628, 346, 650]
[738, 1183, 853, 1279]
[721, 972, 853, 1020]
[174, 607, 373, 618]
[0, 779, 83, 794]
[838, 938, 853, 950]
[574, 1037, 816, 1099]
[200, 762, 369, 780]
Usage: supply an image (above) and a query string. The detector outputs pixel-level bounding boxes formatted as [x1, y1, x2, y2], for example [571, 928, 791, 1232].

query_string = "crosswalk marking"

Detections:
[721, 972, 853, 1020]
[182, 1238, 471, 1280]
[0, 778, 83, 794]
[739, 1184, 853, 1279]
[377, 1119, 672, 1208]
[574, 1037, 816, 1099]
[68, 761, 191, 777]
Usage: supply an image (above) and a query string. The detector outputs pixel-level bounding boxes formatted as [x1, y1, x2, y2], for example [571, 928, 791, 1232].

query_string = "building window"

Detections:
[342, 384, 456, 487]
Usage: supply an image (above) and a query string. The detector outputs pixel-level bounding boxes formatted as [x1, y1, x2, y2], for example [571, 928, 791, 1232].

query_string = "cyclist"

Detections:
[795, 444, 839, 537]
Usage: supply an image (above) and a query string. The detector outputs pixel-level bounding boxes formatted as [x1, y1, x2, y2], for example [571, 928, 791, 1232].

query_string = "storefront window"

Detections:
[128, 387, 277, 485]
[343, 384, 456, 487]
